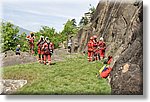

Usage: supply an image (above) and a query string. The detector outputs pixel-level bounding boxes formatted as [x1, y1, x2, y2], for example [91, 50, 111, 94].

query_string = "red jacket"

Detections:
[42, 42, 54, 54]
[37, 40, 44, 49]
[27, 36, 34, 46]
[88, 40, 94, 52]
[98, 41, 106, 50]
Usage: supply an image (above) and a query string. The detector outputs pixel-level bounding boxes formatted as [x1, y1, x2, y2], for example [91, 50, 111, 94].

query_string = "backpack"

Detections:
[44, 42, 53, 54]
[39, 41, 45, 50]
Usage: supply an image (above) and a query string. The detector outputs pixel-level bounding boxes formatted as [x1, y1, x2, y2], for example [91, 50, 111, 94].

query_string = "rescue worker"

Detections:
[26, 32, 35, 55]
[98, 37, 106, 60]
[93, 35, 98, 61]
[37, 36, 45, 63]
[42, 37, 54, 65]
[87, 37, 94, 62]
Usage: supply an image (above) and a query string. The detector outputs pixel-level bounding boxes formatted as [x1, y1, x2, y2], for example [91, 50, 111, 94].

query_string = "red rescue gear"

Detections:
[93, 40, 98, 61]
[37, 40, 45, 54]
[42, 42, 54, 65]
[37, 40, 45, 62]
[27, 35, 35, 54]
[98, 41, 106, 59]
[87, 40, 94, 62]
[100, 67, 112, 78]
[107, 56, 113, 64]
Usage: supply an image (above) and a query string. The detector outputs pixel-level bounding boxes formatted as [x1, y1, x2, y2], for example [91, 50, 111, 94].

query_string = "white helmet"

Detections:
[100, 37, 104, 41]
[45, 36, 49, 41]
[40, 36, 44, 39]
[45, 37, 50, 43]
[17, 44, 20, 48]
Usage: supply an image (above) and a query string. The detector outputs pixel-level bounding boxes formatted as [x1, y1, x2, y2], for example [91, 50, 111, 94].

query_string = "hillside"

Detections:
[72, 0, 143, 95]
[18, 26, 31, 35]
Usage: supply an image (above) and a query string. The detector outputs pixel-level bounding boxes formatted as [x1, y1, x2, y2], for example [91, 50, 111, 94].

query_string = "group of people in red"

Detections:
[87, 35, 113, 79]
[87, 35, 106, 62]
[26, 32, 54, 65]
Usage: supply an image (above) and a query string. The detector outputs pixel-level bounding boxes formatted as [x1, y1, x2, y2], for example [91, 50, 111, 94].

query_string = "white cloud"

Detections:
[2, 0, 100, 32]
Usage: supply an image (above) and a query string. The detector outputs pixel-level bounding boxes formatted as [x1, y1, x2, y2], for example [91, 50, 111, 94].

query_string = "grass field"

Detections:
[3, 54, 111, 95]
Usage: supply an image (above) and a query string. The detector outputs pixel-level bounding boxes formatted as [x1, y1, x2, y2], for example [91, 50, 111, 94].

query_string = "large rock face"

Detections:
[72, 0, 143, 95]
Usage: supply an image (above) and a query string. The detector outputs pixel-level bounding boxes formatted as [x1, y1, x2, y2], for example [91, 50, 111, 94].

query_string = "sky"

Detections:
[1, 0, 99, 32]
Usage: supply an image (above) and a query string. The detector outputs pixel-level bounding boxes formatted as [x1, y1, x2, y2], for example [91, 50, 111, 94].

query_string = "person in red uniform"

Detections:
[26, 32, 35, 55]
[37, 36, 45, 63]
[87, 37, 94, 62]
[98, 37, 106, 60]
[93, 35, 98, 61]
[42, 37, 54, 65]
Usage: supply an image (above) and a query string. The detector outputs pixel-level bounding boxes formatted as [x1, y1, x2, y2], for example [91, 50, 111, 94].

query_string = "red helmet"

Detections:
[90, 37, 93, 40]
[93, 35, 97, 39]
[26, 35, 30, 38]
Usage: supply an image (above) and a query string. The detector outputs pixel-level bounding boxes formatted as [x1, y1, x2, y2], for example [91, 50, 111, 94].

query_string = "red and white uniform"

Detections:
[98, 41, 106, 59]
[37, 40, 45, 62]
[93, 40, 98, 60]
[27, 35, 35, 54]
[42, 42, 54, 65]
[37, 40, 45, 54]
[87, 40, 94, 62]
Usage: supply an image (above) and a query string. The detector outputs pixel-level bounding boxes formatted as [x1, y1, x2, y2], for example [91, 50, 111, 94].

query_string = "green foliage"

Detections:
[79, 16, 89, 26]
[61, 19, 78, 39]
[1, 22, 19, 52]
[3, 55, 111, 95]
[34, 26, 62, 53]
[18, 32, 29, 52]
[89, 4, 96, 15]
[79, 4, 96, 27]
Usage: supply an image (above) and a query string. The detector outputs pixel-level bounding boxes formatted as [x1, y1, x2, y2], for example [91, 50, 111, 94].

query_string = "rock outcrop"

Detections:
[72, 0, 143, 95]
[0, 79, 27, 94]
[2, 50, 37, 67]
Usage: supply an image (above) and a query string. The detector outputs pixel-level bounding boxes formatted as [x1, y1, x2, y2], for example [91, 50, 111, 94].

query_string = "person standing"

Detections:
[67, 37, 72, 53]
[16, 44, 21, 55]
[37, 36, 45, 63]
[93, 35, 98, 61]
[98, 37, 106, 60]
[42, 37, 54, 65]
[87, 37, 94, 62]
[26, 32, 35, 55]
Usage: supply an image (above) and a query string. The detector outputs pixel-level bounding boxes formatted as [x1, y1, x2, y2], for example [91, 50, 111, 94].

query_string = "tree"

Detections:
[35, 26, 62, 51]
[61, 19, 78, 38]
[71, 19, 77, 27]
[89, 4, 96, 15]
[79, 17, 89, 26]
[18, 32, 29, 52]
[78, 4, 96, 27]
[1, 22, 19, 52]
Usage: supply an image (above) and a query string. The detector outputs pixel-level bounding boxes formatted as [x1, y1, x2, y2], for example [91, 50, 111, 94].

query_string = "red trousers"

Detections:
[44, 54, 51, 64]
[38, 48, 41, 54]
[93, 49, 98, 60]
[88, 51, 93, 62]
[30, 44, 34, 54]
[99, 49, 105, 58]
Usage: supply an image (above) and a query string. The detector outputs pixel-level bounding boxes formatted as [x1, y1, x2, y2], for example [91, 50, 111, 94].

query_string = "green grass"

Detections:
[3, 54, 111, 95]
